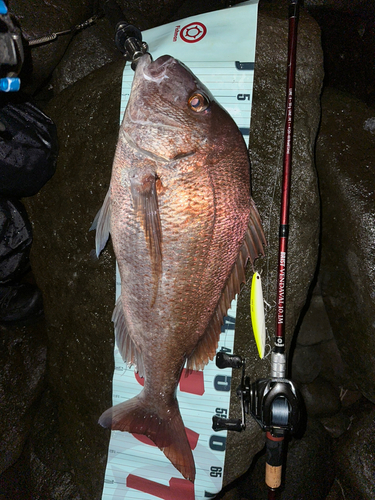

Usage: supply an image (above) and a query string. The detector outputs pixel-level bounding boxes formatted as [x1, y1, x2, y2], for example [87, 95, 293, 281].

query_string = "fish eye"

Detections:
[188, 92, 210, 113]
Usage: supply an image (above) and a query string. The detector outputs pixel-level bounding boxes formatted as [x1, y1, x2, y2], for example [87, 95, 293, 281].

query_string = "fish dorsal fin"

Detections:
[186, 199, 266, 371]
[91, 188, 111, 257]
[112, 297, 145, 377]
[130, 173, 162, 305]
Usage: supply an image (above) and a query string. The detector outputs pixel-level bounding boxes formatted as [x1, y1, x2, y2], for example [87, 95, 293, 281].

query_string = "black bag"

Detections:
[0, 197, 32, 283]
[0, 101, 58, 198]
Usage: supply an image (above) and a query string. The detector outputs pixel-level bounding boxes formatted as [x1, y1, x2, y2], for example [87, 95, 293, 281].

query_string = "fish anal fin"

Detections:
[99, 392, 195, 482]
[130, 173, 162, 304]
[90, 189, 111, 257]
[112, 296, 144, 377]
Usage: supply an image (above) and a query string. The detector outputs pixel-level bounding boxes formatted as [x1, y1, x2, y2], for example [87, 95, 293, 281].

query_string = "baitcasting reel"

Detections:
[212, 352, 301, 438]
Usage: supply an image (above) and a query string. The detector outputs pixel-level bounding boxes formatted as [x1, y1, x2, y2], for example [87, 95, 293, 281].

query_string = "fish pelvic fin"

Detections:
[130, 173, 162, 306]
[90, 188, 111, 257]
[187, 198, 266, 371]
[112, 296, 145, 377]
[99, 392, 196, 482]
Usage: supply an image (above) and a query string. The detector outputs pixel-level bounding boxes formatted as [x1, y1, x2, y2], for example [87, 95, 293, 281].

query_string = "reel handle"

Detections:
[212, 416, 243, 432]
[216, 351, 243, 370]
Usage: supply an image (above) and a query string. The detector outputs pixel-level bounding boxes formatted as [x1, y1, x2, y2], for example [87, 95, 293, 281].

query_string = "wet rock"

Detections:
[339, 387, 362, 408]
[10, 1, 93, 94]
[299, 376, 341, 418]
[29, 389, 82, 499]
[25, 60, 121, 499]
[23, 2, 323, 497]
[316, 88, 375, 403]
[291, 282, 358, 422]
[30, 452, 82, 500]
[320, 412, 352, 439]
[51, 17, 123, 94]
[277, 418, 334, 499]
[218, 418, 334, 500]
[292, 344, 322, 384]
[114, 0, 194, 30]
[295, 288, 334, 347]
[325, 479, 346, 500]
[306, 1, 375, 106]
[332, 399, 375, 499]
[0, 440, 32, 500]
[315, 339, 350, 389]
[305, 0, 374, 8]
[0, 323, 47, 476]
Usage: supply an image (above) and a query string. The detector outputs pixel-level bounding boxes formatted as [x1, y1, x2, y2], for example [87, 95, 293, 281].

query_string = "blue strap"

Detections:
[0, 78, 21, 92]
[0, 1, 8, 15]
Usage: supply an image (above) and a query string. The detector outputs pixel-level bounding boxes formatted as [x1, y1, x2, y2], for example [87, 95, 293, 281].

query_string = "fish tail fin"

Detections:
[99, 392, 195, 482]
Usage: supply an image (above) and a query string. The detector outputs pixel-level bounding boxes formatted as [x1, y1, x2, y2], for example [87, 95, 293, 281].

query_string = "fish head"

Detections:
[122, 54, 236, 162]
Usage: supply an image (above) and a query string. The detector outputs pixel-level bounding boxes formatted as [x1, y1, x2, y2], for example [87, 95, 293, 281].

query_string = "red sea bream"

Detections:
[94, 54, 266, 482]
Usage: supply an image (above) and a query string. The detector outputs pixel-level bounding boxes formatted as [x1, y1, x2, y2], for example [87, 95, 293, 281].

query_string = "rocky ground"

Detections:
[1, 0, 375, 499]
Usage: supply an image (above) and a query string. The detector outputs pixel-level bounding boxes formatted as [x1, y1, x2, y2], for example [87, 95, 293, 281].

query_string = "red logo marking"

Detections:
[180, 22, 207, 43]
[132, 427, 199, 450]
[135, 368, 205, 395]
[127, 475, 194, 500]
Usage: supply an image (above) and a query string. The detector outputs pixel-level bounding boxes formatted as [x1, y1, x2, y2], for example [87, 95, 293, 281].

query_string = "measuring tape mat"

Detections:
[101, 2, 259, 498]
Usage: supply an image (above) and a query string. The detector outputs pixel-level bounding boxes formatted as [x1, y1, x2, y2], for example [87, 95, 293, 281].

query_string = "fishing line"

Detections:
[263, 342, 273, 360]
[27, 14, 103, 46]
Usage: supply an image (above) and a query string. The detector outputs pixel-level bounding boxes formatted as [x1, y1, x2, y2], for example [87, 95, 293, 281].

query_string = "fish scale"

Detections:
[93, 53, 266, 482]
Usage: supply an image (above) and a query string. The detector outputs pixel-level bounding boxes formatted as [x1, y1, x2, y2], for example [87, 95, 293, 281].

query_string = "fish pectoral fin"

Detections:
[112, 296, 145, 377]
[99, 393, 196, 482]
[90, 188, 111, 257]
[130, 173, 162, 302]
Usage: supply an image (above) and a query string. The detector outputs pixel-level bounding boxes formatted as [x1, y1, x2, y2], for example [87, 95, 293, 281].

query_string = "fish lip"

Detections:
[136, 52, 152, 69]
[140, 54, 175, 82]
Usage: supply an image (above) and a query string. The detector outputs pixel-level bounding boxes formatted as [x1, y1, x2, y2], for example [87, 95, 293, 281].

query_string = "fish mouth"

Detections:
[124, 131, 195, 163]
[137, 54, 175, 83]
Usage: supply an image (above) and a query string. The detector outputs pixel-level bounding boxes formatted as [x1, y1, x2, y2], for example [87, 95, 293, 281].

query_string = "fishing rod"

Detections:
[265, 0, 300, 495]
[212, 0, 301, 497]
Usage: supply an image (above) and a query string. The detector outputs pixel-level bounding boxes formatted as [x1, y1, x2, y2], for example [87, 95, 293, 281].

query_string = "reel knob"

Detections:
[212, 416, 244, 432]
[216, 352, 243, 370]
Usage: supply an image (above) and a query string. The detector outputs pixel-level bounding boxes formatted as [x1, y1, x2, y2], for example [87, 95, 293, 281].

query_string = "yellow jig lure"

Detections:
[250, 272, 266, 359]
